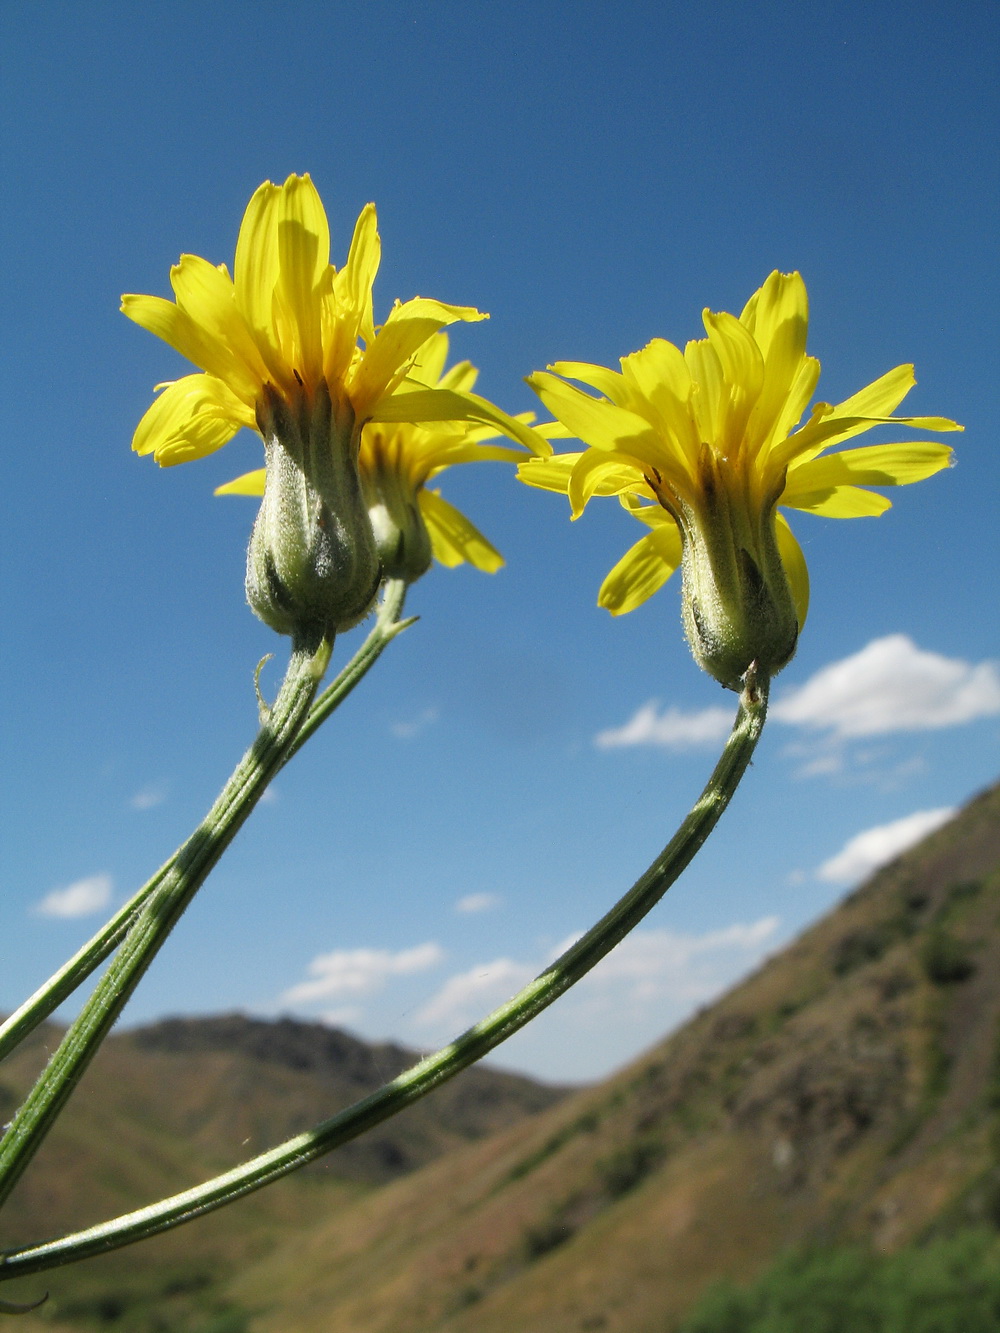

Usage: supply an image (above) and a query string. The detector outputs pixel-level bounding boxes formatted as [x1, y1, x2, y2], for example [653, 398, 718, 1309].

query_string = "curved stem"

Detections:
[0, 582, 411, 1066]
[0, 632, 333, 1213]
[0, 670, 768, 1279]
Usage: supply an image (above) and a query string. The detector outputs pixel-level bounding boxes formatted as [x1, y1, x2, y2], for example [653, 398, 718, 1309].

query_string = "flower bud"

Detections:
[246, 382, 381, 639]
[360, 437, 433, 583]
[674, 446, 799, 690]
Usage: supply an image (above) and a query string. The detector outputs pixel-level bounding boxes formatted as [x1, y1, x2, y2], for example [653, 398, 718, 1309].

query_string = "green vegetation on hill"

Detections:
[679, 1229, 1000, 1333]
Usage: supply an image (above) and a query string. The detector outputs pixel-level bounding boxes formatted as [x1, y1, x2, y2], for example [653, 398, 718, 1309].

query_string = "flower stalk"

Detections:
[0, 630, 333, 1212]
[0, 668, 767, 1278]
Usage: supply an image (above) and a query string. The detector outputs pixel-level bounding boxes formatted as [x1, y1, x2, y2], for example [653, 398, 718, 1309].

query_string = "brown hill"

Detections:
[2, 780, 998, 1331]
[213, 778, 1000, 1333]
[0, 1014, 570, 1328]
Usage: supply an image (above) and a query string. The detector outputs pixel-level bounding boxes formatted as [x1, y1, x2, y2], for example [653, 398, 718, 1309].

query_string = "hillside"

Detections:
[214, 778, 1000, 1333]
[0, 1015, 569, 1327]
[1, 779, 998, 1331]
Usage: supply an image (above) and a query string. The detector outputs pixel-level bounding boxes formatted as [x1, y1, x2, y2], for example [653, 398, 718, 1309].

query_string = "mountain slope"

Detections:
[218, 780, 1000, 1333]
[0, 1015, 569, 1328]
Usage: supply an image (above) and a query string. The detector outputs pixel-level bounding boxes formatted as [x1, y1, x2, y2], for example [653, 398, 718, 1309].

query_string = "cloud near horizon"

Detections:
[594, 637, 1000, 751]
[390, 707, 439, 740]
[816, 807, 956, 883]
[34, 873, 113, 919]
[772, 636, 1000, 738]
[281, 942, 445, 1006]
[595, 702, 735, 750]
[130, 783, 167, 811]
[455, 892, 501, 914]
[412, 917, 780, 1036]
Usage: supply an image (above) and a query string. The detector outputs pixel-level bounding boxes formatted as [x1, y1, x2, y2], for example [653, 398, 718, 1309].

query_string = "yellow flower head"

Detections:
[218, 332, 535, 582]
[519, 271, 961, 688]
[123, 174, 544, 635]
[123, 172, 539, 464]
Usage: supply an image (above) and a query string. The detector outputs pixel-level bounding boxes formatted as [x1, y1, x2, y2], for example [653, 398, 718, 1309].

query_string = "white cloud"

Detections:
[34, 873, 113, 919]
[595, 702, 735, 750]
[455, 892, 501, 914]
[130, 783, 167, 811]
[413, 958, 534, 1030]
[816, 807, 956, 883]
[773, 636, 1000, 738]
[390, 707, 439, 740]
[413, 918, 779, 1035]
[586, 918, 780, 1000]
[281, 942, 445, 1006]
[319, 1006, 363, 1028]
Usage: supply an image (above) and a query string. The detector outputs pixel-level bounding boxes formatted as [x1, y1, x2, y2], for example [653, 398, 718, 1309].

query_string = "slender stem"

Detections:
[291, 578, 410, 759]
[0, 582, 411, 1065]
[0, 632, 333, 1213]
[0, 868, 169, 1065]
[0, 670, 768, 1279]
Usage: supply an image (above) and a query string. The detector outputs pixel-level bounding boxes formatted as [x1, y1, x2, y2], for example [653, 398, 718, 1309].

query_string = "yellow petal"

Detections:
[169, 254, 269, 400]
[121, 292, 250, 403]
[234, 180, 282, 363]
[753, 353, 820, 463]
[703, 309, 765, 444]
[619, 338, 693, 417]
[774, 512, 809, 628]
[683, 337, 725, 443]
[132, 375, 252, 466]
[568, 450, 648, 517]
[421, 438, 525, 475]
[328, 203, 380, 378]
[410, 332, 451, 387]
[369, 386, 546, 455]
[215, 468, 266, 497]
[516, 453, 583, 494]
[274, 173, 330, 383]
[598, 524, 682, 615]
[438, 359, 478, 394]
[549, 360, 632, 407]
[418, 488, 503, 571]
[618, 339, 699, 467]
[785, 441, 954, 498]
[527, 372, 663, 460]
[776, 403, 962, 473]
[621, 495, 675, 530]
[783, 484, 893, 518]
[740, 273, 815, 458]
[352, 298, 486, 414]
[828, 362, 915, 420]
[739, 271, 808, 369]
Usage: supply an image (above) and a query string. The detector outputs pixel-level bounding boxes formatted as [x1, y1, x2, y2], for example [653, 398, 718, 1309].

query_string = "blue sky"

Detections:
[2, 0, 998, 1082]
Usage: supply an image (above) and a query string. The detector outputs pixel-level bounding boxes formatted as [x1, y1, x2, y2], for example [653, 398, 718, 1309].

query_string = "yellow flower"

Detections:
[519, 271, 961, 688]
[123, 172, 538, 464]
[123, 173, 542, 635]
[217, 332, 535, 582]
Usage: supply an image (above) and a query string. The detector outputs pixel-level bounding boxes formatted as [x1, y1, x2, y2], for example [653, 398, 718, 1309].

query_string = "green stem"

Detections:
[0, 581, 410, 1066]
[291, 578, 410, 758]
[0, 670, 768, 1279]
[0, 868, 169, 1066]
[0, 632, 333, 1214]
